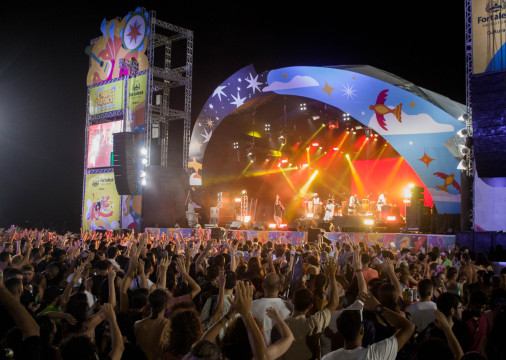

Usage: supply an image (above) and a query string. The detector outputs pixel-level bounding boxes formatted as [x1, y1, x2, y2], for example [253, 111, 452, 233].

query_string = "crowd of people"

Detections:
[0, 225, 505, 360]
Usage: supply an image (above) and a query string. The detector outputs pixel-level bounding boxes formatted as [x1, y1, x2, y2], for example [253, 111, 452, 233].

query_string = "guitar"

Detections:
[85, 46, 115, 82]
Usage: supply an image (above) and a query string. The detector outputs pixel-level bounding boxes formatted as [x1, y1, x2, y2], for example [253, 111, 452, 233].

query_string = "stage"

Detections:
[144, 228, 456, 251]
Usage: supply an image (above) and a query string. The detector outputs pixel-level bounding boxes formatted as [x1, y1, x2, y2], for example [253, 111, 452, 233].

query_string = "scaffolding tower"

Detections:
[146, 10, 193, 168]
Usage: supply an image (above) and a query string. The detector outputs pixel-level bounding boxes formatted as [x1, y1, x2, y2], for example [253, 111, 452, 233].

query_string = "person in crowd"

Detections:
[405, 278, 437, 333]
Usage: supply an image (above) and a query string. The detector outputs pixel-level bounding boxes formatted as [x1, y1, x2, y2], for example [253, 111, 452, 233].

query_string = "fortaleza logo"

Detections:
[478, 1, 506, 23]
[95, 87, 116, 107]
[91, 177, 114, 187]
[129, 79, 144, 97]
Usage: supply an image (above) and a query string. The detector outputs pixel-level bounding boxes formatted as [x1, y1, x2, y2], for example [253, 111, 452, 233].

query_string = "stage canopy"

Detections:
[188, 65, 466, 215]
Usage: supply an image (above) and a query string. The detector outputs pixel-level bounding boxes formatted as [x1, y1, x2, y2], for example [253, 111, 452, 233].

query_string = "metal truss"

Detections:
[241, 194, 248, 222]
[465, 0, 473, 114]
[146, 11, 193, 168]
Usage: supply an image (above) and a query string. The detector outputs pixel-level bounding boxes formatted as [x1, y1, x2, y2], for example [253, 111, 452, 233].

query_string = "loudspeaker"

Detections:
[113, 132, 139, 195]
[253, 221, 266, 230]
[229, 221, 242, 230]
[141, 166, 188, 228]
[287, 222, 298, 231]
[308, 228, 324, 244]
[406, 206, 431, 232]
[317, 222, 331, 232]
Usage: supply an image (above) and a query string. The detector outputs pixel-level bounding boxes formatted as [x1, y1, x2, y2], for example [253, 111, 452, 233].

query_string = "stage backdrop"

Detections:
[350, 158, 434, 216]
[83, 172, 121, 231]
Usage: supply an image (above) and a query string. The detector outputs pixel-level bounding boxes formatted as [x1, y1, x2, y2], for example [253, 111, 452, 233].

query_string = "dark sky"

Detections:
[0, 2, 466, 231]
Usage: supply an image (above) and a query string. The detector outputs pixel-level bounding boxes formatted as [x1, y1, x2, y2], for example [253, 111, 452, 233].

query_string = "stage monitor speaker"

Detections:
[229, 221, 242, 230]
[308, 228, 324, 244]
[141, 166, 188, 228]
[253, 221, 266, 230]
[113, 132, 139, 195]
[287, 222, 298, 231]
[317, 222, 331, 232]
[471, 71, 506, 177]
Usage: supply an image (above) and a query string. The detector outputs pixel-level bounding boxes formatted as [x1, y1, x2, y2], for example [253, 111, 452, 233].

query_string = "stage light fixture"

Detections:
[306, 213, 314, 218]
[264, 123, 271, 132]
[140, 147, 147, 156]
[242, 190, 247, 195]
[141, 158, 148, 165]
[235, 198, 241, 203]
[233, 142, 239, 149]
[345, 154, 350, 159]
[387, 216, 396, 221]
[244, 216, 251, 222]
[457, 128, 469, 137]
[364, 219, 374, 226]
[306, 147, 310, 151]
[312, 115, 320, 121]
[457, 159, 468, 170]
[268, 224, 277, 229]
[333, 147, 339, 150]
[312, 142, 319, 147]
[140, 170, 146, 178]
[343, 113, 350, 121]
[459, 144, 470, 155]
[300, 103, 307, 111]
[141, 178, 147, 186]
[281, 159, 288, 163]
[302, 163, 309, 168]
[458, 113, 470, 122]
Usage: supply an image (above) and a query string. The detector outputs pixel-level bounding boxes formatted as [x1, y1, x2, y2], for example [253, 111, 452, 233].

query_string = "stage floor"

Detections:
[144, 228, 455, 251]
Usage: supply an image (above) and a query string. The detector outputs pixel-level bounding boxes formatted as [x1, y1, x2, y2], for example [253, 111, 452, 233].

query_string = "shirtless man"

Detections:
[459, 252, 477, 284]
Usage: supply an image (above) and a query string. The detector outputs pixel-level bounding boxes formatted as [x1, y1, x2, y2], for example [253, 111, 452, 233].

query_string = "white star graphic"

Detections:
[230, 91, 246, 108]
[209, 103, 214, 109]
[341, 83, 357, 100]
[212, 85, 227, 101]
[245, 73, 262, 94]
[201, 129, 212, 143]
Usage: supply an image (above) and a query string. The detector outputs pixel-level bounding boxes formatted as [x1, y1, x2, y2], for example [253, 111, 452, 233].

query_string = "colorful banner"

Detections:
[126, 74, 147, 131]
[89, 80, 124, 116]
[86, 8, 150, 86]
[472, 0, 506, 73]
[141, 228, 453, 250]
[87, 120, 123, 168]
[83, 172, 121, 231]
[121, 195, 142, 230]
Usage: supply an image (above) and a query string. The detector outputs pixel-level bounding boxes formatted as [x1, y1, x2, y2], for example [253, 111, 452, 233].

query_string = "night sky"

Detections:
[0, 2, 465, 232]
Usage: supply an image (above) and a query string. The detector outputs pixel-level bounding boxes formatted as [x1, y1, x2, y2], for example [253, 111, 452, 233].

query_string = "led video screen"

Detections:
[87, 120, 123, 168]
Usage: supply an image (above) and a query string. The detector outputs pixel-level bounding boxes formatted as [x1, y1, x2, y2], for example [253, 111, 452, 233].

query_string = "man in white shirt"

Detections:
[322, 293, 414, 360]
[405, 278, 437, 333]
[252, 272, 292, 345]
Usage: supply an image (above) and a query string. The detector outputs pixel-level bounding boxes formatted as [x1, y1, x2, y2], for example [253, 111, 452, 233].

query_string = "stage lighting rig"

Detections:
[233, 142, 239, 149]
[343, 113, 350, 122]
[300, 103, 307, 111]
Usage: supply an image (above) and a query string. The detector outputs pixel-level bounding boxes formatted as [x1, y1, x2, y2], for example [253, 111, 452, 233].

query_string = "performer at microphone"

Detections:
[313, 193, 321, 219]
[349, 193, 359, 214]
[377, 191, 386, 211]
[324, 199, 335, 221]
[274, 195, 285, 228]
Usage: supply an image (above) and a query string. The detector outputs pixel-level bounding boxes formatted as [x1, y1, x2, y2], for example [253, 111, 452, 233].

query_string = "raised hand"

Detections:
[351, 251, 362, 271]
[433, 309, 451, 331]
[233, 281, 254, 316]
[357, 292, 381, 312]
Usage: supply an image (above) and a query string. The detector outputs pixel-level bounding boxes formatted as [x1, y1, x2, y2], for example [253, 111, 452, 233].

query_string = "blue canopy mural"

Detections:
[188, 65, 465, 214]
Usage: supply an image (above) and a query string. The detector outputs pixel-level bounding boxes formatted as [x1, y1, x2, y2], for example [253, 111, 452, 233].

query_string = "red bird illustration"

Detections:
[433, 172, 461, 193]
[369, 89, 403, 131]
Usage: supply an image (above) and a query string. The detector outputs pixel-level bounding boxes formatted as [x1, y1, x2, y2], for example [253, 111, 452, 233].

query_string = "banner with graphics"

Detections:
[89, 80, 125, 116]
[126, 74, 147, 131]
[472, 0, 506, 73]
[121, 195, 142, 230]
[83, 172, 121, 231]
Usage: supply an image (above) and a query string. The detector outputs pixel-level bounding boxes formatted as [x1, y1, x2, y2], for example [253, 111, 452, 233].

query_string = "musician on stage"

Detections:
[324, 199, 335, 221]
[377, 191, 386, 211]
[349, 193, 359, 213]
[274, 195, 285, 228]
[313, 193, 321, 219]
